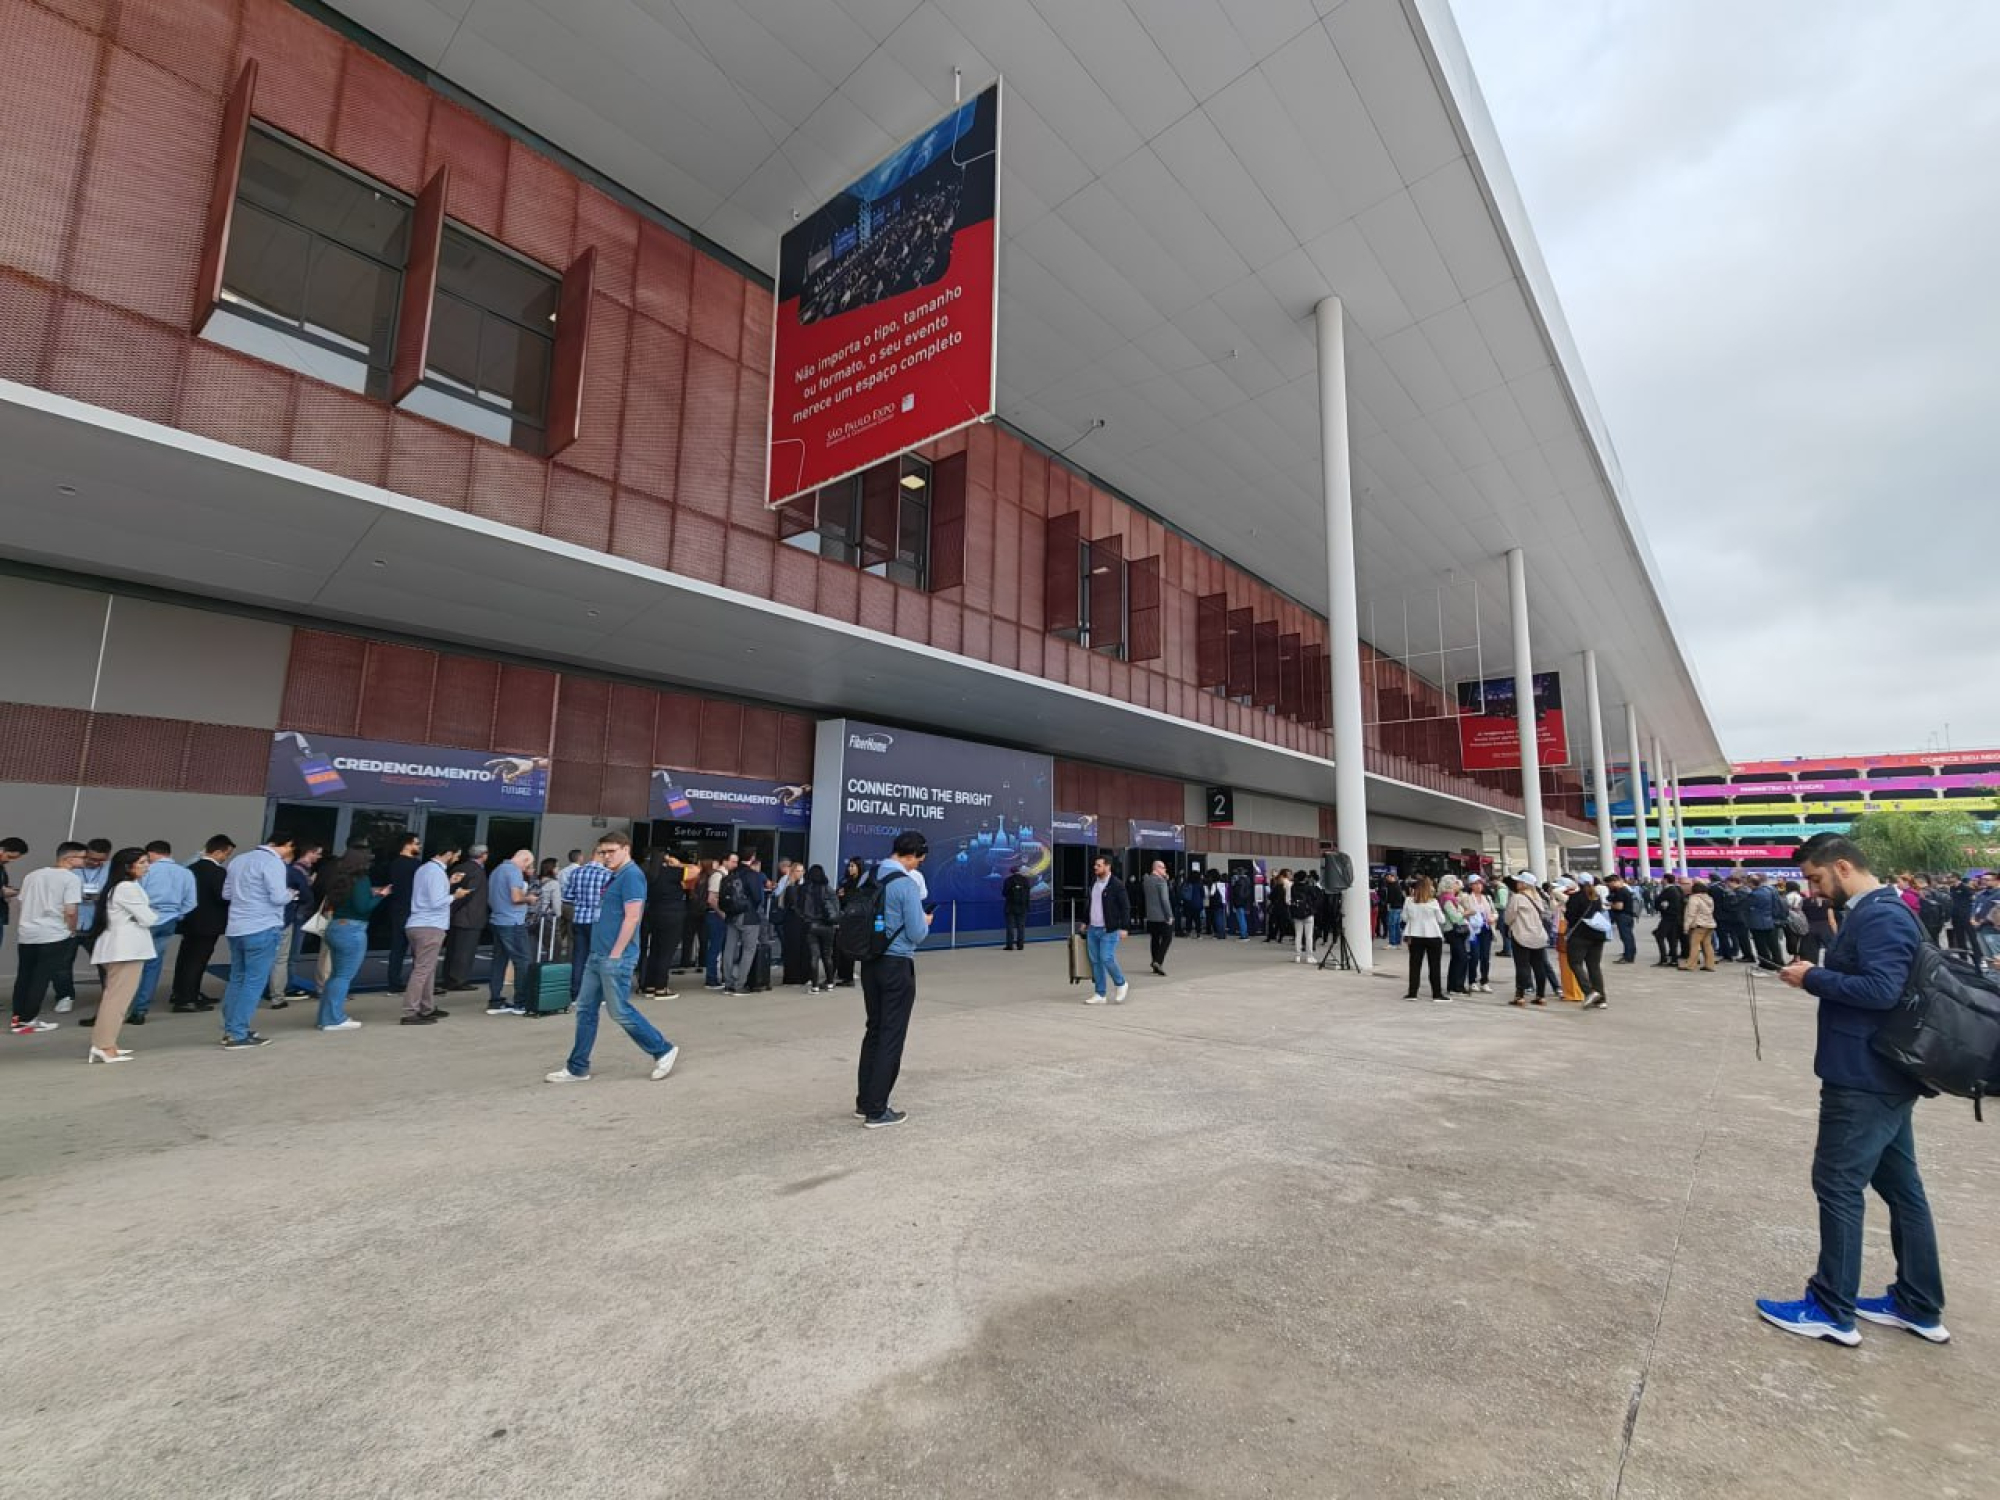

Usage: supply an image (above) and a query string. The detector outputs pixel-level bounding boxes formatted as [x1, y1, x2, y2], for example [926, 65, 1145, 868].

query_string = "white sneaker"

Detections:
[1085, 993, 1107, 1005]
[1431, 995, 1453, 1004]
[54, 997, 73, 1014]
[544, 1068, 590, 1083]
[31, 1019, 59, 1032]
[650, 1045, 679, 1081]
[321, 1019, 363, 1032]
[1112, 982, 1129, 1004]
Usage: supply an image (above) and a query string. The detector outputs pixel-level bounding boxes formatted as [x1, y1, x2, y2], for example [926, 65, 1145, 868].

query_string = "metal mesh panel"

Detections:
[545, 466, 613, 554]
[355, 643, 437, 743]
[1253, 619, 1280, 710]
[0, 272, 57, 384]
[1278, 631, 1302, 719]
[609, 487, 674, 571]
[635, 219, 693, 334]
[118, 0, 238, 96]
[741, 281, 772, 374]
[963, 610, 990, 664]
[690, 253, 742, 360]
[653, 692, 702, 769]
[385, 418, 474, 512]
[427, 655, 499, 749]
[468, 444, 547, 533]
[857, 573, 896, 635]
[599, 761, 649, 818]
[695, 700, 742, 773]
[500, 136, 577, 270]
[238, 0, 342, 144]
[424, 96, 507, 239]
[492, 664, 557, 756]
[1086, 534, 1124, 652]
[289, 383, 390, 487]
[986, 497, 1017, 622]
[731, 362, 767, 518]
[815, 563, 858, 624]
[775, 713, 813, 783]
[0, 701, 90, 784]
[896, 587, 931, 643]
[84, 711, 184, 791]
[1225, 607, 1254, 700]
[280, 629, 364, 735]
[179, 340, 294, 454]
[576, 184, 637, 308]
[675, 343, 737, 518]
[737, 707, 779, 780]
[668, 508, 725, 581]
[552, 676, 609, 763]
[45, 294, 186, 425]
[604, 683, 656, 767]
[559, 290, 626, 481]
[619, 314, 686, 499]
[930, 597, 962, 655]
[928, 451, 967, 593]
[723, 528, 775, 599]
[331, 47, 427, 192]
[1043, 511, 1080, 634]
[546, 758, 602, 816]
[0, 2, 97, 285]
[180, 718, 267, 794]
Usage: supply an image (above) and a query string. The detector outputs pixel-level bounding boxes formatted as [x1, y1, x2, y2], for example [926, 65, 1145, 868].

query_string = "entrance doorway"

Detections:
[266, 802, 540, 860]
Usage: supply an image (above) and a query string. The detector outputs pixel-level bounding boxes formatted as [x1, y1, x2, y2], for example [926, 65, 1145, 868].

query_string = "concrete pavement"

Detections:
[2, 934, 1993, 1498]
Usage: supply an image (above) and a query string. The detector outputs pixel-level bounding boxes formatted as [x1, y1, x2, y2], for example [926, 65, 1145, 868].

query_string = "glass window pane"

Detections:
[438, 229, 559, 327]
[219, 201, 311, 322]
[304, 238, 398, 363]
[238, 130, 408, 262]
[476, 315, 552, 420]
[426, 293, 482, 392]
[897, 494, 927, 564]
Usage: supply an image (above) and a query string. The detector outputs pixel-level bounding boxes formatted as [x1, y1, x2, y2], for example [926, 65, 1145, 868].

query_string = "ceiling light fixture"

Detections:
[56, 484, 77, 496]
[899, 473, 926, 490]
[370, 558, 386, 567]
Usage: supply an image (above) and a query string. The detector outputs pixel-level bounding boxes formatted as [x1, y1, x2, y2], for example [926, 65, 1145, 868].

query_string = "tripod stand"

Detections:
[1316, 891, 1359, 971]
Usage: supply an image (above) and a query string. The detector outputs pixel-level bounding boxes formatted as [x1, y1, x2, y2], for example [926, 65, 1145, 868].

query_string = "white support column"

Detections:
[1664, 764, 1680, 880]
[1626, 704, 1652, 879]
[1583, 649, 1615, 876]
[1652, 735, 1674, 879]
[1505, 546, 1547, 877]
[1315, 296, 1372, 972]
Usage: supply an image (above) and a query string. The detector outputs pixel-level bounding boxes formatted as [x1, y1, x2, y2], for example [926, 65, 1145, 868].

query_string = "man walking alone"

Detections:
[1142, 860, 1175, 976]
[545, 831, 678, 1084]
[1757, 834, 1947, 1346]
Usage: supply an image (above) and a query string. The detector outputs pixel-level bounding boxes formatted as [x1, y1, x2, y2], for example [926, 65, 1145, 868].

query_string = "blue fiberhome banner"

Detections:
[813, 719, 1055, 931]
[267, 730, 549, 812]
[650, 769, 811, 826]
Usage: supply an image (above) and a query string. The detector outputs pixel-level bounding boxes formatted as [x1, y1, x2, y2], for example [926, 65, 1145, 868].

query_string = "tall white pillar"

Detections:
[1583, 649, 1615, 876]
[1504, 547, 1547, 877]
[1315, 297, 1372, 972]
[1652, 735, 1674, 878]
[1626, 704, 1652, 879]
[1664, 764, 1680, 880]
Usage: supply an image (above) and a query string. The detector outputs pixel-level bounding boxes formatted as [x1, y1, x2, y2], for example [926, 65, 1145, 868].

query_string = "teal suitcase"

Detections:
[524, 922, 571, 1015]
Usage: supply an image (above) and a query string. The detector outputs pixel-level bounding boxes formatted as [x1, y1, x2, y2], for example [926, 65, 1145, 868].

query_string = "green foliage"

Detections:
[1845, 804, 2000, 874]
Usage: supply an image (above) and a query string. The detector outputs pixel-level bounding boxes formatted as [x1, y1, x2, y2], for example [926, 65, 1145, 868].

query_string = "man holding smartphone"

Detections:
[1756, 833, 1947, 1346]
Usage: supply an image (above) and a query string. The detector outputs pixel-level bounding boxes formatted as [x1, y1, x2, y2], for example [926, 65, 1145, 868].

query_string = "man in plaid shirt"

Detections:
[561, 855, 613, 1001]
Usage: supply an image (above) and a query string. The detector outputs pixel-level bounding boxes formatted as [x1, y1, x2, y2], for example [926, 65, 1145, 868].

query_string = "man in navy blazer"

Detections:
[1756, 834, 1947, 1347]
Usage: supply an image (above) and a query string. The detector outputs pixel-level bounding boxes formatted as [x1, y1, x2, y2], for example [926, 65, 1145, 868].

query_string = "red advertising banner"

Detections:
[767, 83, 1001, 507]
[1454, 672, 1570, 771]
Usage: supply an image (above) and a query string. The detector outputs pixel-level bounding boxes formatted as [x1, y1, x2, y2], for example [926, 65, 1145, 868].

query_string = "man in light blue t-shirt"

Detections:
[485, 850, 539, 1016]
[546, 832, 678, 1084]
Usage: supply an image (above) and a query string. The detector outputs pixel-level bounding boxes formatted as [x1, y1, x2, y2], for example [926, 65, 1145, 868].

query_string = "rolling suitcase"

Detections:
[1067, 928, 1088, 985]
[524, 920, 571, 1016]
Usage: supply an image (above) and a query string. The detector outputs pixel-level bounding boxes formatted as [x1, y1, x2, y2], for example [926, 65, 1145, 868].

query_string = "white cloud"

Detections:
[1451, 0, 2000, 759]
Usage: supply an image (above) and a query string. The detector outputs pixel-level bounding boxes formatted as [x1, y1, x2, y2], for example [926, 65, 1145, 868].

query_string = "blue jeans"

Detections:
[317, 918, 369, 1027]
[1614, 913, 1637, 961]
[1466, 928, 1492, 985]
[1085, 926, 1126, 995]
[1386, 908, 1404, 946]
[704, 911, 726, 985]
[221, 927, 283, 1041]
[563, 951, 669, 1077]
[1233, 907, 1248, 939]
[1808, 1084, 1944, 1324]
[489, 922, 533, 1005]
[130, 919, 178, 1018]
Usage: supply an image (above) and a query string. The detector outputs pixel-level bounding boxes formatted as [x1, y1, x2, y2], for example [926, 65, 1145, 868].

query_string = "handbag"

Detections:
[302, 904, 332, 938]
[1584, 907, 1613, 936]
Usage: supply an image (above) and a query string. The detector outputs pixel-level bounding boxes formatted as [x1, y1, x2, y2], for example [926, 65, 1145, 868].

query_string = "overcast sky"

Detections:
[1450, 0, 2000, 762]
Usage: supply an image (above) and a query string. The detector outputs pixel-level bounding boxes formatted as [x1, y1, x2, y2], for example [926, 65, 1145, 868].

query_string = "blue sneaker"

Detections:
[1756, 1289, 1861, 1346]
[1854, 1288, 1950, 1344]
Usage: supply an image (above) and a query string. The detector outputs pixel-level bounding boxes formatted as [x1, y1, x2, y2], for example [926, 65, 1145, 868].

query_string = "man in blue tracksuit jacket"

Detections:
[1757, 834, 1947, 1346]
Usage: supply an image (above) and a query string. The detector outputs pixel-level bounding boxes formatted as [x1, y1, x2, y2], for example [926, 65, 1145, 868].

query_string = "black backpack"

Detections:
[1871, 906, 2000, 1119]
[835, 868, 907, 962]
[720, 869, 753, 918]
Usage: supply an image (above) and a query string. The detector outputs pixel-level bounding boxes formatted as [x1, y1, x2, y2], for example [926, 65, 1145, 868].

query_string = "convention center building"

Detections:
[0, 0, 1721, 959]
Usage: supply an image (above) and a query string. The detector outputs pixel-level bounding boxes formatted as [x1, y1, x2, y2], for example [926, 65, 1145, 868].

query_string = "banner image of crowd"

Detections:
[1454, 671, 1570, 771]
[768, 82, 1000, 504]
[811, 716, 1055, 937]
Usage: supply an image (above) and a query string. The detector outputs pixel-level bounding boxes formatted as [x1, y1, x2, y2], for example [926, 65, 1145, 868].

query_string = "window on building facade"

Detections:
[783, 454, 932, 589]
[206, 127, 410, 399]
[397, 227, 559, 454]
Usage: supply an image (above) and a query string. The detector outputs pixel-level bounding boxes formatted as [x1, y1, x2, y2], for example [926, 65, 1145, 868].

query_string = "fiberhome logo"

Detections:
[848, 732, 895, 754]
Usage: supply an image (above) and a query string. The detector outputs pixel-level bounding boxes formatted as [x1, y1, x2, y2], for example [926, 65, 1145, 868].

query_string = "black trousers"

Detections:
[1750, 927, 1786, 968]
[856, 955, 916, 1118]
[1947, 922, 1974, 954]
[12, 938, 75, 1022]
[642, 908, 684, 990]
[1721, 921, 1753, 962]
[807, 925, 837, 988]
[1003, 909, 1027, 949]
[1568, 930, 1607, 998]
[680, 911, 702, 968]
[1654, 922, 1683, 963]
[443, 924, 484, 988]
[171, 930, 220, 1004]
[1405, 935, 1444, 997]
[1147, 920, 1173, 969]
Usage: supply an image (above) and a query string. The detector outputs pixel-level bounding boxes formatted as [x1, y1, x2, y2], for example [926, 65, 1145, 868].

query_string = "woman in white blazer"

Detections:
[87, 847, 156, 1062]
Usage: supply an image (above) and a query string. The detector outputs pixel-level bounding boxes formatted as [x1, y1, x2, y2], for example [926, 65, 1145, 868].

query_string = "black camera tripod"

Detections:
[1316, 892, 1360, 972]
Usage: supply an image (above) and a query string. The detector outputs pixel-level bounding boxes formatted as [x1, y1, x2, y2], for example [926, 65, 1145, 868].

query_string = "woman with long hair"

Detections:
[87, 846, 155, 1061]
[1682, 881, 1718, 972]
[800, 864, 840, 992]
[833, 856, 867, 987]
[1461, 876, 1496, 993]
[1401, 875, 1447, 1001]
[640, 849, 686, 998]
[317, 844, 388, 1030]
